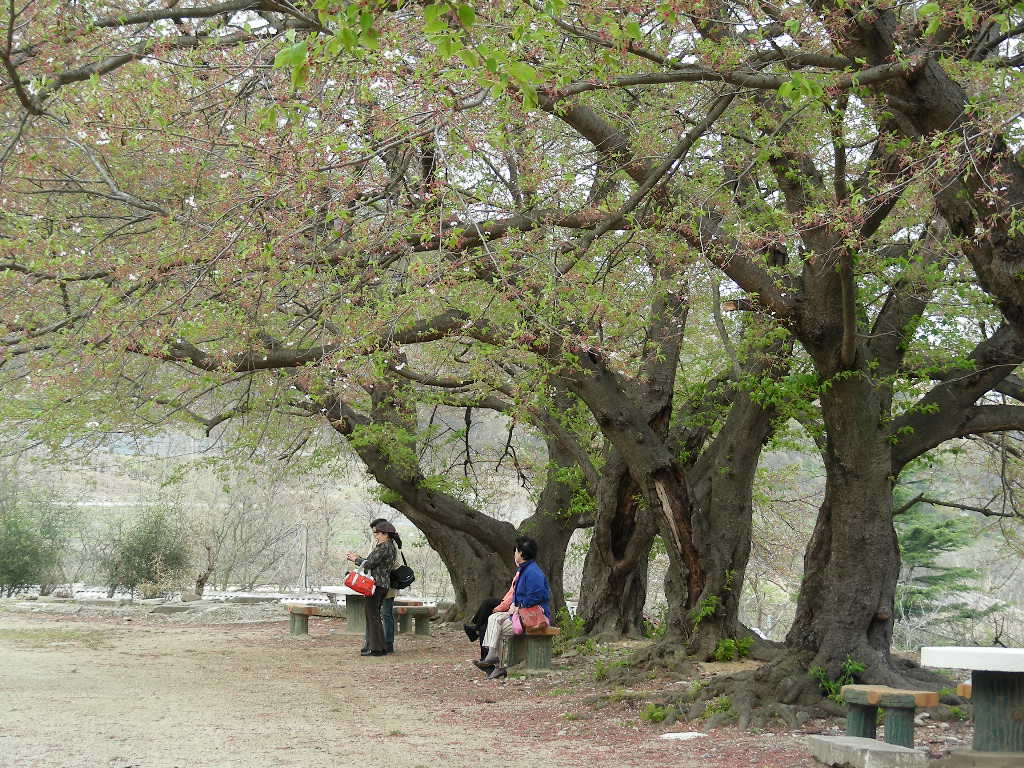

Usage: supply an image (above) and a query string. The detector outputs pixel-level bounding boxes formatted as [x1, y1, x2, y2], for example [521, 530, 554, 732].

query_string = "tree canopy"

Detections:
[2, 0, 1024, 716]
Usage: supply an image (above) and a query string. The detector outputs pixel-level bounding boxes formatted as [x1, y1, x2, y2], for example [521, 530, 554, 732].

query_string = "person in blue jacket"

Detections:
[472, 535, 550, 680]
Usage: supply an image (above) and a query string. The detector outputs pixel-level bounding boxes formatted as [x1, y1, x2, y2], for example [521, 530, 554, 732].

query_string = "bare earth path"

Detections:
[0, 607, 823, 768]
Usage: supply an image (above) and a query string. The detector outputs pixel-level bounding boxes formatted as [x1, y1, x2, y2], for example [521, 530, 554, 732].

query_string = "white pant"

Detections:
[482, 611, 514, 658]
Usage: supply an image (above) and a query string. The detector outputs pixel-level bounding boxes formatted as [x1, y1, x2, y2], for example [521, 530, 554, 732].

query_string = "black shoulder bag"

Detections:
[390, 550, 416, 589]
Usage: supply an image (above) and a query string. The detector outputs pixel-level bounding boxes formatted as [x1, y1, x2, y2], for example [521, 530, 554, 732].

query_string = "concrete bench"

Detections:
[841, 684, 939, 748]
[286, 603, 345, 635]
[505, 627, 561, 671]
[394, 604, 437, 635]
[806, 735, 928, 768]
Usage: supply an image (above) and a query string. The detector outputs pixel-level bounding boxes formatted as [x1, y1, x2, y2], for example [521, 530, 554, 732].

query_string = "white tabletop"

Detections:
[921, 646, 1024, 672]
[321, 585, 360, 596]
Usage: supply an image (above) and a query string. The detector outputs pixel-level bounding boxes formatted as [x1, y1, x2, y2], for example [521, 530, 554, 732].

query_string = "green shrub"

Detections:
[643, 604, 668, 639]
[692, 595, 720, 628]
[578, 637, 597, 656]
[702, 696, 732, 718]
[553, 607, 586, 654]
[809, 656, 865, 703]
[0, 479, 73, 597]
[712, 636, 755, 662]
[103, 507, 190, 597]
[642, 703, 668, 723]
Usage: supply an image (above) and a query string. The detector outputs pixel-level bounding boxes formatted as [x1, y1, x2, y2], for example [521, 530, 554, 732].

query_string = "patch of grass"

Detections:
[594, 659, 609, 681]
[578, 637, 597, 656]
[937, 686, 955, 697]
[947, 706, 969, 721]
[809, 656, 865, 704]
[702, 695, 733, 719]
[641, 703, 668, 723]
[563, 712, 581, 721]
[0, 627, 114, 650]
[387, 729, 406, 737]
[552, 607, 586, 655]
[642, 605, 668, 639]
[712, 636, 754, 662]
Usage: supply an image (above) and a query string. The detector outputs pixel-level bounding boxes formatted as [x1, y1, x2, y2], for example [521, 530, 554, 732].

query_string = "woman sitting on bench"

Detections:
[472, 535, 550, 680]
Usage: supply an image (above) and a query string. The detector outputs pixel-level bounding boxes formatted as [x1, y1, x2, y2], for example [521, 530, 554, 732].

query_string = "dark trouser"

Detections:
[363, 595, 396, 651]
[365, 585, 388, 653]
[382, 596, 395, 647]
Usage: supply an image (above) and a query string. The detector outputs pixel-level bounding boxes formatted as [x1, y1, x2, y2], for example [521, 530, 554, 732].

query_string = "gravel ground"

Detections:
[0, 599, 974, 768]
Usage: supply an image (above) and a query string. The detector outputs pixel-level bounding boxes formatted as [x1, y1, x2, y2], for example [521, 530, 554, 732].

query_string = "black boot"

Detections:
[386, 643, 394, 654]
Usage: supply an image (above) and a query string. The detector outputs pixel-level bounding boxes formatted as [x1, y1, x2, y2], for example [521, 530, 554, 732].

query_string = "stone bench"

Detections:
[505, 627, 561, 671]
[394, 604, 437, 635]
[841, 684, 939, 748]
[806, 735, 928, 768]
[286, 603, 345, 635]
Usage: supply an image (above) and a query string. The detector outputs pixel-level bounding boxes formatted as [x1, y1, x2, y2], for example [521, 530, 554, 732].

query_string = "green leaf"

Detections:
[273, 40, 308, 69]
[521, 84, 538, 110]
[424, 3, 444, 23]
[457, 3, 476, 28]
[360, 28, 380, 50]
[505, 61, 539, 84]
[291, 62, 309, 90]
[625, 21, 642, 39]
[424, 18, 449, 34]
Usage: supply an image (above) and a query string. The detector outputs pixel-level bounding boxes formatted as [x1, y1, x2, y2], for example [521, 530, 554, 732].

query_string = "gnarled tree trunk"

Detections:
[785, 377, 900, 694]
[577, 453, 657, 636]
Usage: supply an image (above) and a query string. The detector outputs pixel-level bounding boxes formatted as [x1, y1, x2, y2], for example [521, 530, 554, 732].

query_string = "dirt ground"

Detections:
[0, 600, 971, 768]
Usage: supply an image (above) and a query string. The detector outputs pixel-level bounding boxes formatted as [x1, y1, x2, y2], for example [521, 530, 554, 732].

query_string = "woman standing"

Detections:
[346, 520, 399, 657]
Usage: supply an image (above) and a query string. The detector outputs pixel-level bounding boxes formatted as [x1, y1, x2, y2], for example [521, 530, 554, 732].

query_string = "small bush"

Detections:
[643, 605, 669, 639]
[809, 656, 865, 703]
[702, 696, 732, 718]
[0, 483, 73, 597]
[642, 703, 668, 723]
[947, 706, 969, 721]
[103, 507, 190, 597]
[712, 636, 754, 662]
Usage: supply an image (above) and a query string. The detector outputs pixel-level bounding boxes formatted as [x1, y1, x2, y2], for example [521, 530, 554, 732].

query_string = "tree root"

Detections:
[599, 642, 968, 733]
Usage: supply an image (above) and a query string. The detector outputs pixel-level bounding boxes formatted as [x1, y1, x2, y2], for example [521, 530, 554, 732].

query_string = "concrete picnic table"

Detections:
[921, 645, 1024, 760]
[320, 586, 430, 636]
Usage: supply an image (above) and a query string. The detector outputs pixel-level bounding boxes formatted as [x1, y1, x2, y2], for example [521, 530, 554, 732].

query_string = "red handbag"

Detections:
[519, 604, 549, 633]
[343, 570, 375, 597]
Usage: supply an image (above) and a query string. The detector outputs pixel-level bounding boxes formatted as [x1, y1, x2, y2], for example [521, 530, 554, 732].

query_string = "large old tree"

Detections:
[3, 0, 1024, 711]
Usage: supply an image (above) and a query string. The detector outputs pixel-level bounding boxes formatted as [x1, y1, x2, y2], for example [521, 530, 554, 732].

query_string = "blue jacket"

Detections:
[513, 559, 551, 620]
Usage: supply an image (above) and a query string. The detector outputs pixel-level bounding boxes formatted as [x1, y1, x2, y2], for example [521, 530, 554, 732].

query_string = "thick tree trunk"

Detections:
[784, 377, 902, 692]
[680, 395, 773, 658]
[399, 505, 515, 612]
[577, 454, 657, 636]
[639, 392, 775, 658]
